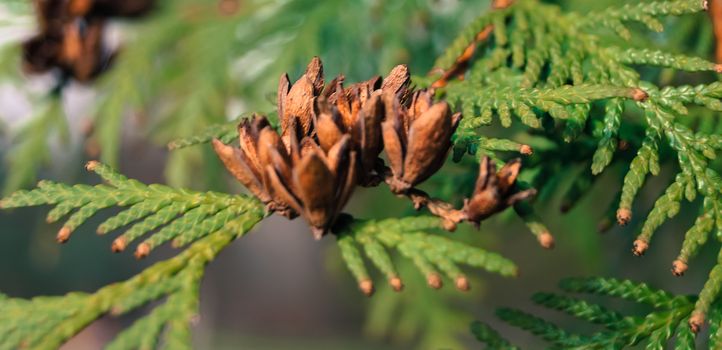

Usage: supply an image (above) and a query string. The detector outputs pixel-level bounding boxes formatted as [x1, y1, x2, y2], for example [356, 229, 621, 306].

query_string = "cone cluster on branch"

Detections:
[22, 0, 155, 82]
[214, 58, 536, 239]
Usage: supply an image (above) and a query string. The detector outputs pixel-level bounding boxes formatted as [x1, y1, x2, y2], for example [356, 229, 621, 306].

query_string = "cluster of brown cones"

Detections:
[214, 57, 537, 239]
[22, 0, 155, 82]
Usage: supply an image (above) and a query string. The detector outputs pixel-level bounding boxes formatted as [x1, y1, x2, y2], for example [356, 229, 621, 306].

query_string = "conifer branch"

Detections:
[0, 219, 250, 349]
[1, 161, 265, 258]
[473, 277, 719, 349]
[440, 0, 722, 332]
[333, 215, 518, 296]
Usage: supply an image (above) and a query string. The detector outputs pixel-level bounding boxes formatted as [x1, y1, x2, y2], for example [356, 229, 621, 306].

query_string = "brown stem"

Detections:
[406, 188, 468, 231]
[382, 169, 467, 231]
[430, 0, 516, 88]
[710, 0, 722, 63]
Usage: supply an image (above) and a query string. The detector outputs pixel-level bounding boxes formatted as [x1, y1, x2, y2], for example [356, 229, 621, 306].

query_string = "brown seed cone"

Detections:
[464, 157, 537, 224]
[382, 90, 461, 193]
[257, 122, 358, 238]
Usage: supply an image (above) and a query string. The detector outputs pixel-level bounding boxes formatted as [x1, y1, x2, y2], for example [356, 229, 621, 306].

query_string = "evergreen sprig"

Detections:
[0, 164, 264, 349]
[0, 217, 252, 350]
[0, 162, 265, 258]
[473, 277, 718, 349]
[333, 215, 518, 295]
[436, 0, 722, 332]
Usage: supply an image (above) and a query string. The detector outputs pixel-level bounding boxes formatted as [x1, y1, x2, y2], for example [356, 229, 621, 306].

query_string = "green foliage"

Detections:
[435, 0, 722, 327]
[2, 98, 68, 195]
[1, 162, 265, 256]
[473, 277, 722, 349]
[0, 164, 265, 349]
[0, 219, 252, 350]
[335, 216, 517, 291]
[470, 321, 519, 350]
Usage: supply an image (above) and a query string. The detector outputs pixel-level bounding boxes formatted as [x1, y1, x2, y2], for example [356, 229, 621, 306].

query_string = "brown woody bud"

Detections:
[389, 277, 404, 292]
[111, 237, 127, 253]
[631, 88, 648, 102]
[672, 259, 688, 276]
[135, 243, 150, 259]
[689, 312, 705, 334]
[427, 273, 443, 289]
[632, 239, 649, 256]
[455, 276, 470, 291]
[616, 208, 632, 226]
[57, 227, 72, 244]
[519, 144, 533, 155]
[359, 279, 374, 296]
[85, 160, 100, 171]
[382, 90, 461, 193]
[538, 232, 555, 249]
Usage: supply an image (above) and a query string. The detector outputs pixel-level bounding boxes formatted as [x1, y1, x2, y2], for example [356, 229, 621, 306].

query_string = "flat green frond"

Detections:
[470, 321, 519, 350]
[334, 216, 517, 294]
[0, 216, 256, 349]
[478, 277, 703, 349]
[559, 277, 686, 309]
[1, 162, 265, 257]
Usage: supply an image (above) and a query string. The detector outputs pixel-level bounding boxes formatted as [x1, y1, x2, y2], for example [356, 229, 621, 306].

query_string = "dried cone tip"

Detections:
[135, 243, 150, 259]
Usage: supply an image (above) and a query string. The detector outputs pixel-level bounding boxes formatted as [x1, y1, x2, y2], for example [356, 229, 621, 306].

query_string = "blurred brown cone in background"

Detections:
[22, 0, 155, 82]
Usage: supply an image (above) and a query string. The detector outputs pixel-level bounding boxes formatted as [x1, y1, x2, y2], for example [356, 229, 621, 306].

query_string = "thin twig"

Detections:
[430, 0, 515, 88]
